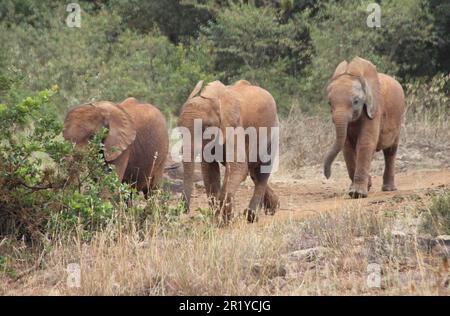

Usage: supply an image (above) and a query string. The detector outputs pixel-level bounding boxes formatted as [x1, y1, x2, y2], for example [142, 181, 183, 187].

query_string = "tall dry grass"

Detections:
[1, 192, 448, 295]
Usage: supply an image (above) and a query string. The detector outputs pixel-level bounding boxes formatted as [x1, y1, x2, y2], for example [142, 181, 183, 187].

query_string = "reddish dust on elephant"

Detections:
[177, 80, 279, 223]
[324, 57, 406, 199]
[63, 98, 169, 198]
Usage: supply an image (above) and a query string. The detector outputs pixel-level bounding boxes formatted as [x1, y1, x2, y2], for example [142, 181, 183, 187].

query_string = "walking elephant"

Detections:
[324, 57, 406, 198]
[63, 97, 169, 197]
[178, 80, 280, 223]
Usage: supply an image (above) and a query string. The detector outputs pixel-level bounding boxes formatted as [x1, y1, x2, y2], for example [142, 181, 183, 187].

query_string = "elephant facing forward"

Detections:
[324, 57, 406, 198]
[178, 80, 280, 223]
[63, 98, 169, 197]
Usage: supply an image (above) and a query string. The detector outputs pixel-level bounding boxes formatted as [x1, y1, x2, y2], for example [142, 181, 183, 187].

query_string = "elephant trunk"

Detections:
[181, 122, 197, 213]
[324, 111, 349, 179]
[182, 160, 194, 212]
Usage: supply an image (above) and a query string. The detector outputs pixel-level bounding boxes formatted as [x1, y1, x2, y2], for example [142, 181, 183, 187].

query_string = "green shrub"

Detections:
[0, 0, 60, 28]
[0, 10, 216, 116]
[108, 0, 213, 43]
[405, 73, 450, 119]
[201, 3, 311, 114]
[298, 0, 440, 112]
[0, 87, 134, 240]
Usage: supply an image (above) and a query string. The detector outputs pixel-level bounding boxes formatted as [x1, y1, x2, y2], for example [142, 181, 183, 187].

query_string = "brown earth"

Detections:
[185, 166, 450, 222]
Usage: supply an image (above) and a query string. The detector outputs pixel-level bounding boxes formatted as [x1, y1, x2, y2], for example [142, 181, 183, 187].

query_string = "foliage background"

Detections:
[0, 0, 448, 116]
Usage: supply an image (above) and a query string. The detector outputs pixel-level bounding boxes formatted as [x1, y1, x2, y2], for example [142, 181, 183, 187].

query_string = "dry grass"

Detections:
[278, 108, 450, 176]
[279, 112, 334, 173]
[1, 191, 448, 296]
[1, 103, 449, 296]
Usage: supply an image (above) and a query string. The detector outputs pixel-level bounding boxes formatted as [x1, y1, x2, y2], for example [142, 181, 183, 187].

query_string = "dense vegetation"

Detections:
[0, 0, 448, 115]
[0, 0, 449, 239]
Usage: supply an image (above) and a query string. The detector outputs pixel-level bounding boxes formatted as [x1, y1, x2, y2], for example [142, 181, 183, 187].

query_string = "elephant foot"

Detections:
[263, 197, 279, 216]
[349, 184, 368, 199]
[382, 184, 397, 192]
[368, 176, 372, 192]
[244, 208, 257, 223]
[214, 207, 233, 226]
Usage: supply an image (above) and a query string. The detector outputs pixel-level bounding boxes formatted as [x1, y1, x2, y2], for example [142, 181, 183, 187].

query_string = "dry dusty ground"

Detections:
[189, 163, 450, 223]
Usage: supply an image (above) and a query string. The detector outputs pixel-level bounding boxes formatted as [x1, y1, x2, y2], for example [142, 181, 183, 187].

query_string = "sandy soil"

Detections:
[186, 164, 450, 222]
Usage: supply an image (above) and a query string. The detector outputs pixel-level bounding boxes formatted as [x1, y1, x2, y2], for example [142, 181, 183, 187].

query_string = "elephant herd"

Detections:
[63, 57, 406, 224]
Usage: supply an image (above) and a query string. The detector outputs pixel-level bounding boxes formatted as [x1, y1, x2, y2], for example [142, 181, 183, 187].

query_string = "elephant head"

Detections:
[324, 57, 381, 179]
[178, 80, 241, 210]
[63, 101, 136, 162]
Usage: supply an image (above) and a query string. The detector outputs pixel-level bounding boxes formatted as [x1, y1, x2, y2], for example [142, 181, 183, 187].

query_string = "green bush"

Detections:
[0, 0, 60, 28]
[1, 0, 448, 116]
[0, 10, 216, 116]
[405, 73, 450, 119]
[108, 0, 213, 43]
[424, 0, 450, 74]
[0, 87, 134, 239]
[201, 3, 311, 114]
[298, 0, 440, 112]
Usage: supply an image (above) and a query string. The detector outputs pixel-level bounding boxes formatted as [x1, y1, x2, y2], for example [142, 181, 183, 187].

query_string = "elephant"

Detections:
[324, 57, 406, 198]
[178, 80, 280, 223]
[63, 97, 169, 197]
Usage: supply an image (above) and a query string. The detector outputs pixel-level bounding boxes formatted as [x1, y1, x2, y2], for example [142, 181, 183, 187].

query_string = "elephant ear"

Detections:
[187, 80, 204, 101]
[63, 104, 105, 145]
[201, 81, 241, 144]
[233, 79, 252, 87]
[119, 97, 139, 108]
[331, 60, 349, 80]
[327, 60, 349, 95]
[348, 57, 380, 119]
[201, 81, 241, 128]
[96, 101, 137, 161]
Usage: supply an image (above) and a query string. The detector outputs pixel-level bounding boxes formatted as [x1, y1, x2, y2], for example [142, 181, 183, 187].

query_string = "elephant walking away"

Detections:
[178, 80, 280, 223]
[324, 57, 406, 198]
[63, 97, 169, 198]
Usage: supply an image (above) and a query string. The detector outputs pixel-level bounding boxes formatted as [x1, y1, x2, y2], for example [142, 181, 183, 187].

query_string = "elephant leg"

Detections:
[218, 162, 248, 225]
[246, 168, 270, 223]
[137, 169, 161, 200]
[201, 161, 221, 209]
[344, 140, 371, 192]
[350, 138, 376, 199]
[262, 184, 279, 216]
[382, 142, 398, 192]
[343, 140, 356, 182]
[142, 188, 149, 200]
[148, 163, 164, 193]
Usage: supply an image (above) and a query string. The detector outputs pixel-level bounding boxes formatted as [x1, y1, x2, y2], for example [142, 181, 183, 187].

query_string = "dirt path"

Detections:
[189, 168, 450, 221]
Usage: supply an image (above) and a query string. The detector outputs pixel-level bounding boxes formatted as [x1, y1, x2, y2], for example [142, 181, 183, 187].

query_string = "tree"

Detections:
[428, 0, 450, 75]
[201, 3, 312, 113]
[108, 0, 213, 43]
